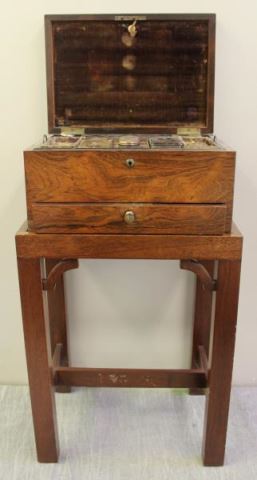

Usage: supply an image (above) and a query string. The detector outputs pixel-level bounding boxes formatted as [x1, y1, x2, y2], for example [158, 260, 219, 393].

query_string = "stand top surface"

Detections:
[16, 221, 243, 260]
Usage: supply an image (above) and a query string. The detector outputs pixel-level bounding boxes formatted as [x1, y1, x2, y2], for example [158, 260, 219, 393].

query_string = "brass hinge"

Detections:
[115, 15, 146, 21]
[177, 127, 201, 137]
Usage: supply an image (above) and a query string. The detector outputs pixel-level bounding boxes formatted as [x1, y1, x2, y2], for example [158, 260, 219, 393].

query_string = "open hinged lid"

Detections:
[45, 14, 215, 134]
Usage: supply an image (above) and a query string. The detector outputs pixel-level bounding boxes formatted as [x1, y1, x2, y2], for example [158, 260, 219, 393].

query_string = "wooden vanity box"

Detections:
[24, 14, 235, 236]
[16, 13, 243, 466]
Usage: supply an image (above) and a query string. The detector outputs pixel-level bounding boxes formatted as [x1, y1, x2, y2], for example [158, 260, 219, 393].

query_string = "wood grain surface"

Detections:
[25, 150, 235, 232]
[25, 150, 235, 203]
[29, 202, 226, 235]
[15, 222, 243, 260]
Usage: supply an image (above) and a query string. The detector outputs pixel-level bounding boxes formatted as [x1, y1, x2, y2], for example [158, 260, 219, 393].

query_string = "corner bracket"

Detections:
[180, 259, 217, 291]
[42, 259, 79, 290]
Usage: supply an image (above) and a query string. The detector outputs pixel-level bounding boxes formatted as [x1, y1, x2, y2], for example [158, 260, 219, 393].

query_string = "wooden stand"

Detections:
[16, 222, 242, 465]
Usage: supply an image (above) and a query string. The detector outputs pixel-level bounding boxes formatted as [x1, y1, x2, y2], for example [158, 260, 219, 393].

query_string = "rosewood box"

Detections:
[24, 14, 235, 235]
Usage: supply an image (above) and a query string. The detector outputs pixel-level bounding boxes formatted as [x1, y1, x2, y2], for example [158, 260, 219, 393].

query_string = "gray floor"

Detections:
[0, 386, 256, 480]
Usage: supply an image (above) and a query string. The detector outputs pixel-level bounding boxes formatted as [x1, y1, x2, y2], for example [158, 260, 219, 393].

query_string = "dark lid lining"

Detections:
[45, 14, 215, 133]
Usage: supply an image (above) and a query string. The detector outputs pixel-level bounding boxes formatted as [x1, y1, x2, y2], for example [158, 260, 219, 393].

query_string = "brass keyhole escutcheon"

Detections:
[126, 158, 135, 168]
[124, 210, 135, 224]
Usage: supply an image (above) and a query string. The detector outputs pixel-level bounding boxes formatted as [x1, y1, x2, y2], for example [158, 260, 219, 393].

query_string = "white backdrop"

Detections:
[0, 0, 256, 384]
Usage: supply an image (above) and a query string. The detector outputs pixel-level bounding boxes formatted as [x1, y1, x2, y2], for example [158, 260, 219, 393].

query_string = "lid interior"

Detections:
[45, 14, 215, 133]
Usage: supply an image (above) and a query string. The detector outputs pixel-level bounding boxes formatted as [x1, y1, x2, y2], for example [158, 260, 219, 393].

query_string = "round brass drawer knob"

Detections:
[125, 158, 135, 168]
[124, 210, 135, 224]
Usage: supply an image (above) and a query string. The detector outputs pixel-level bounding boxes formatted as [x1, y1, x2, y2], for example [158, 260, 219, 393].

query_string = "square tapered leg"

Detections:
[202, 260, 241, 466]
[190, 261, 215, 395]
[17, 257, 59, 462]
[45, 259, 71, 393]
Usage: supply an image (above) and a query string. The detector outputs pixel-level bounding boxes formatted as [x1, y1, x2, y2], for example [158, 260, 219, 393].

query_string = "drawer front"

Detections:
[25, 150, 235, 204]
[29, 203, 227, 235]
